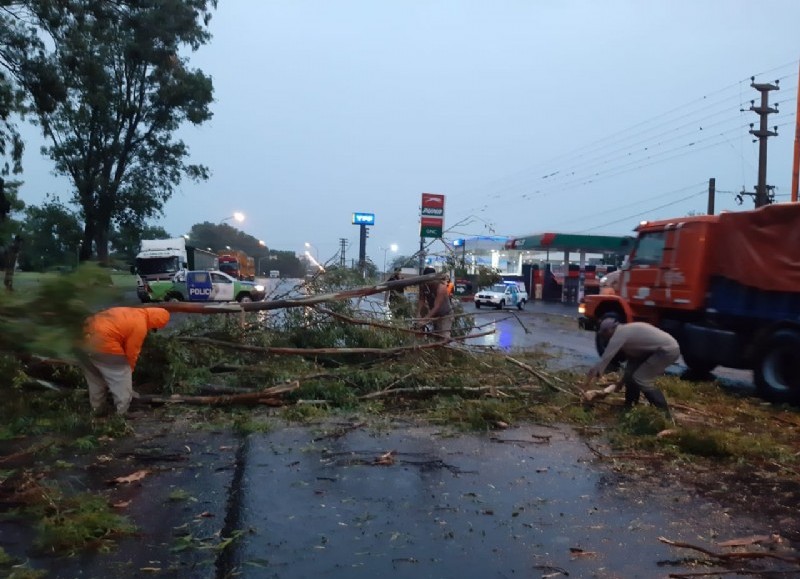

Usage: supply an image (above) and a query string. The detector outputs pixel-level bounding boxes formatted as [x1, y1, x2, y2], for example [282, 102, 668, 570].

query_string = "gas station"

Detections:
[453, 233, 633, 304]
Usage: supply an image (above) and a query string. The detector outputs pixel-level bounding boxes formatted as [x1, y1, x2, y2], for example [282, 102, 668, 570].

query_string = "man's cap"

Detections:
[598, 317, 619, 334]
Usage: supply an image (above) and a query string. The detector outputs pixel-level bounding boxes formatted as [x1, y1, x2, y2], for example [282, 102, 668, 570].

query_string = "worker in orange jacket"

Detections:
[81, 307, 170, 415]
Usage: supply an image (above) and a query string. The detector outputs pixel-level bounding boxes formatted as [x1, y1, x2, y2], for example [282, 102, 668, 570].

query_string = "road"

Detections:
[23, 294, 780, 579]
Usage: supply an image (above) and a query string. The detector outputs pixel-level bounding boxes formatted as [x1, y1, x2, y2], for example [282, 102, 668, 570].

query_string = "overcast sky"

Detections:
[16, 1, 800, 267]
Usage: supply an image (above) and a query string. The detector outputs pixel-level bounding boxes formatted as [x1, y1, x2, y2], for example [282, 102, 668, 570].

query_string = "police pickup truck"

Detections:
[143, 270, 266, 303]
[474, 282, 527, 310]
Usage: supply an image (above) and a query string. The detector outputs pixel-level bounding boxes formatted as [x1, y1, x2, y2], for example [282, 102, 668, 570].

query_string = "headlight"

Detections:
[254, 284, 265, 292]
[577, 303, 586, 315]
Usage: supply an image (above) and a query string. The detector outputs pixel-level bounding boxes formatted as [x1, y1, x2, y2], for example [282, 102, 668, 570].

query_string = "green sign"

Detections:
[420, 225, 443, 238]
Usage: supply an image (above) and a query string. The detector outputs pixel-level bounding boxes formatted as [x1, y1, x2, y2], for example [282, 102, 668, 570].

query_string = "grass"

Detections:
[10, 271, 137, 292]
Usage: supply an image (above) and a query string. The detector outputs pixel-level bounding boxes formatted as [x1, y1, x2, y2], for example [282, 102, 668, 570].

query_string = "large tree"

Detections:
[17, 0, 216, 261]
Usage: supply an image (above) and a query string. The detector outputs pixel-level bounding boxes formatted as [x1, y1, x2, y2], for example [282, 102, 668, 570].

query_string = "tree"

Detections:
[188, 221, 267, 259]
[17, 1, 216, 261]
[19, 196, 82, 271]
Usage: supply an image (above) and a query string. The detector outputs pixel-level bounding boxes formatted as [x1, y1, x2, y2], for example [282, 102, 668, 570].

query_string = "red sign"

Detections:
[421, 217, 443, 228]
[421, 193, 445, 209]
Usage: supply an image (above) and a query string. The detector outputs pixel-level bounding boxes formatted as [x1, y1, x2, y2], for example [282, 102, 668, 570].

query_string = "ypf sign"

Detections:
[420, 193, 445, 238]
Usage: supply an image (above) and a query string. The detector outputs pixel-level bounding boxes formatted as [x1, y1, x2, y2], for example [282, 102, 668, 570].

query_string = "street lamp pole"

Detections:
[219, 211, 245, 225]
[382, 243, 398, 277]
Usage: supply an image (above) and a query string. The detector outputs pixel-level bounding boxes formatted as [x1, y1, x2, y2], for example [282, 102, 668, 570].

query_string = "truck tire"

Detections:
[681, 352, 716, 377]
[595, 313, 625, 372]
[517, 299, 525, 311]
[754, 329, 800, 404]
[475, 301, 481, 309]
[166, 293, 183, 302]
[237, 293, 253, 303]
[496, 300, 504, 311]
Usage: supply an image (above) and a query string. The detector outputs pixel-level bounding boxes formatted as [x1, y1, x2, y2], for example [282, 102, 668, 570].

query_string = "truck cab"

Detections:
[582, 204, 800, 404]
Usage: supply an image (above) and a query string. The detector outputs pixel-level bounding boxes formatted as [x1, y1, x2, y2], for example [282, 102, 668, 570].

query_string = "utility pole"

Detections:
[707, 178, 715, 215]
[338, 238, 347, 268]
[747, 78, 779, 208]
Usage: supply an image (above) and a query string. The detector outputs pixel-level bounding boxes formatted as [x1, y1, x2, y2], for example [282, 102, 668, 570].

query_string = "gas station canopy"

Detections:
[504, 233, 634, 254]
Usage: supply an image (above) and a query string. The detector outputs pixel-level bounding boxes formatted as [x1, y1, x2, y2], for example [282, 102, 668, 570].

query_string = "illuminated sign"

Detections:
[352, 212, 375, 226]
[420, 216, 443, 239]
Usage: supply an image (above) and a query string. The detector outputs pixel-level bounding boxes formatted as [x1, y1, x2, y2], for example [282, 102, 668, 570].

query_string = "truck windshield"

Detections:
[136, 256, 180, 275]
[631, 231, 666, 266]
[219, 263, 238, 275]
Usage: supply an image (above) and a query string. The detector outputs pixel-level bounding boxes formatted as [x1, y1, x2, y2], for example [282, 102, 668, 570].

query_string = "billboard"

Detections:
[352, 212, 375, 226]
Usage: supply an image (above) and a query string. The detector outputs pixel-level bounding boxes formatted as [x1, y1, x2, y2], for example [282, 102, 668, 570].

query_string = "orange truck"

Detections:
[580, 203, 800, 404]
[217, 250, 255, 281]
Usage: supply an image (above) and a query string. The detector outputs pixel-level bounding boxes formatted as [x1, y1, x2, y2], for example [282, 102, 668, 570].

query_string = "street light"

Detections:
[304, 241, 319, 261]
[220, 211, 245, 224]
[382, 243, 398, 276]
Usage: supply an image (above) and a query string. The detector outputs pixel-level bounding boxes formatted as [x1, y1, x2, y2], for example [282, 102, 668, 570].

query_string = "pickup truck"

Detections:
[474, 282, 527, 310]
[143, 270, 266, 303]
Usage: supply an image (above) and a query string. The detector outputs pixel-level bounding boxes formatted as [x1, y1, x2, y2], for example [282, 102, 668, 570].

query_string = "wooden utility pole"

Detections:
[707, 178, 715, 215]
[792, 62, 800, 203]
[749, 78, 779, 207]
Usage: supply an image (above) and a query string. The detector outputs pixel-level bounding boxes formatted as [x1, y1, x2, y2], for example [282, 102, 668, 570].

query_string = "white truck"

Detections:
[132, 238, 218, 302]
[474, 281, 527, 310]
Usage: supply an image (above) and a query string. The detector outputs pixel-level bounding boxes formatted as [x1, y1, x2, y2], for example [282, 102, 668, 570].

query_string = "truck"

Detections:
[474, 282, 526, 310]
[133, 238, 218, 302]
[217, 250, 255, 281]
[580, 203, 800, 404]
[145, 269, 266, 303]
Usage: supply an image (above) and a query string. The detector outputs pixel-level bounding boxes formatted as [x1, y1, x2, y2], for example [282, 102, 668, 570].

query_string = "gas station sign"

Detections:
[420, 193, 445, 238]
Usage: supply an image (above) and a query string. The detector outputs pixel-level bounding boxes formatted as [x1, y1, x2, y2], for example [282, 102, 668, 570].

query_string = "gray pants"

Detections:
[432, 313, 453, 339]
[623, 346, 680, 411]
[80, 353, 134, 415]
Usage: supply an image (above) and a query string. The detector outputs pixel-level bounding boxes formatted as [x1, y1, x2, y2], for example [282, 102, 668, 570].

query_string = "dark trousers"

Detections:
[623, 346, 680, 411]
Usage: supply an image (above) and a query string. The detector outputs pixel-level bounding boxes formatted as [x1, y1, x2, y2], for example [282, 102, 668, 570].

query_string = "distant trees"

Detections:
[18, 197, 82, 271]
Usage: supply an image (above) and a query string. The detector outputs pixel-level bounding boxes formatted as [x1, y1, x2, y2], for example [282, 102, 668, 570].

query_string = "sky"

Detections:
[14, 0, 800, 268]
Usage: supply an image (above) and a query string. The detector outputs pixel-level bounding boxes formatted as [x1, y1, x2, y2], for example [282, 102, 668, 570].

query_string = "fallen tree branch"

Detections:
[504, 355, 578, 397]
[658, 536, 800, 564]
[145, 273, 447, 314]
[138, 381, 300, 406]
[178, 330, 496, 356]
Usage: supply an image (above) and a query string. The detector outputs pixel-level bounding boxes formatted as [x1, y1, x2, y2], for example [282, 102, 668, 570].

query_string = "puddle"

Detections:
[224, 425, 783, 578]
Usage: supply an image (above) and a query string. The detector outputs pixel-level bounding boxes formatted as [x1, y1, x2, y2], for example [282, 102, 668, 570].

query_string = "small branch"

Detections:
[504, 355, 578, 397]
[658, 536, 800, 564]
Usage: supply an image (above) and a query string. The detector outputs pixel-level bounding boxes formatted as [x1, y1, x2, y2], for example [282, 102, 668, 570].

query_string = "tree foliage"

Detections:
[13, 0, 216, 261]
[19, 196, 82, 271]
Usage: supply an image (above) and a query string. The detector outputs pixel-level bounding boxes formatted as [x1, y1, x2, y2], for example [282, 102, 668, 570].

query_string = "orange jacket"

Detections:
[86, 307, 170, 370]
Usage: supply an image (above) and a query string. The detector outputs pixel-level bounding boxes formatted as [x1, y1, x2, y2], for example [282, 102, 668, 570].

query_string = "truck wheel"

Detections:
[517, 299, 525, 311]
[496, 300, 504, 311]
[237, 294, 253, 303]
[755, 329, 800, 404]
[166, 293, 183, 302]
[681, 352, 716, 377]
[475, 301, 481, 309]
[595, 313, 625, 371]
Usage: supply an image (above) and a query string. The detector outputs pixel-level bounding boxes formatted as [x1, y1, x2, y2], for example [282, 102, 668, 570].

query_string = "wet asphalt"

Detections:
[27, 290, 767, 578]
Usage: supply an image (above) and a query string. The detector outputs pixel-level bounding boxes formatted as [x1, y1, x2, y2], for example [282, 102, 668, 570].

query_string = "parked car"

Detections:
[474, 283, 526, 310]
[144, 269, 266, 303]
